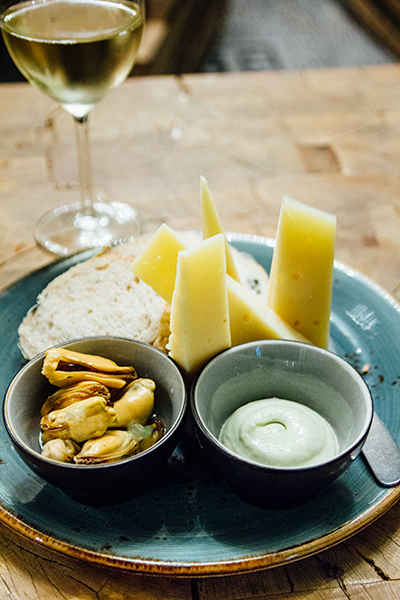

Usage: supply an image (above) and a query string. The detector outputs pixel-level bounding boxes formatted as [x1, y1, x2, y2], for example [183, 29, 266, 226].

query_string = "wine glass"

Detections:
[1, 0, 144, 256]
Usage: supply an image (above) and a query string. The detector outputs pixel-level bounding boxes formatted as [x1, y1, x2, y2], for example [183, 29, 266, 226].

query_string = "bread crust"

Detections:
[18, 253, 170, 359]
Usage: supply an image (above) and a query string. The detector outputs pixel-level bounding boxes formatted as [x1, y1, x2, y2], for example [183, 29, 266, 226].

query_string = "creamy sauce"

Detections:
[219, 397, 338, 468]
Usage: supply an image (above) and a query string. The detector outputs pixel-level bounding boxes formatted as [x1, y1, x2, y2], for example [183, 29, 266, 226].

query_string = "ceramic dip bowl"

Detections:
[3, 336, 187, 505]
[191, 339, 373, 508]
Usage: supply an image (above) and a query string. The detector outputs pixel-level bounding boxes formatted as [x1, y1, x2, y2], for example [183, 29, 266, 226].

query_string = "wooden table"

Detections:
[1, 64, 400, 598]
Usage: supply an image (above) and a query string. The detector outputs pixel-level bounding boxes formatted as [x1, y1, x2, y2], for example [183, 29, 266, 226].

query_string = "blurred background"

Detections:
[1, 0, 399, 82]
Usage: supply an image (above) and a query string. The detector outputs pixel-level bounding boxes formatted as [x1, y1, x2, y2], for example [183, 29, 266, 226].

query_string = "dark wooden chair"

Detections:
[131, 0, 228, 75]
[339, 0, 400, 59]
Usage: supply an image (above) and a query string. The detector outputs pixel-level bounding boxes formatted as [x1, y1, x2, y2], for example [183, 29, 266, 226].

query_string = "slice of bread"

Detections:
[18, 233, 269, 360]
[18, 253, 171, 359]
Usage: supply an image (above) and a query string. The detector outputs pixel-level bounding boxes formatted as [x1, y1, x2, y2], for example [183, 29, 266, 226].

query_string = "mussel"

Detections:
[40, 396, 116, 443]
[41, 438, 80, 463]
[111, 378, 156, 428]
[41, 381, 111, 416]
[74, 429, 139, 464]
[42, 348, 137, 388]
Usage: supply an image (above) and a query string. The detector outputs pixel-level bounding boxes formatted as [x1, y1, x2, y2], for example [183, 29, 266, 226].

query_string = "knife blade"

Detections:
[362, 411, 400, 487]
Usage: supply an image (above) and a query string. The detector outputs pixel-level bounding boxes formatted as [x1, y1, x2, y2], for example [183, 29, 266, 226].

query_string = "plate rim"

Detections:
[1, 233, 399, 577]
[0, 486, 399, 576]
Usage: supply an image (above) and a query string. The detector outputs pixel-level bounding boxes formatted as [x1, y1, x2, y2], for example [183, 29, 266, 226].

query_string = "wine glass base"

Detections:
[35, 199, 141, 257]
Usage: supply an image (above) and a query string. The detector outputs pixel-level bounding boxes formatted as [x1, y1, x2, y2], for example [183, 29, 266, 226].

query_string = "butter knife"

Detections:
[362, 411, 400, 487]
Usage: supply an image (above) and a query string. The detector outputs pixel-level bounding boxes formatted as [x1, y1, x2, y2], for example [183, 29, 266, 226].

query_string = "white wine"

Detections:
[1, 0, 143, 116]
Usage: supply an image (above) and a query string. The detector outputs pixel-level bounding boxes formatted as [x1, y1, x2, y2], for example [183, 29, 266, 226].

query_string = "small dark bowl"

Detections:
[3, 337, 187, 505]
[191, 339, 373, 508]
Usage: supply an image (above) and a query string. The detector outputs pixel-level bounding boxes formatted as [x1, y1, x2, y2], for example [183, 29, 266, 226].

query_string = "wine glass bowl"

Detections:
[1, 0, 144, 256]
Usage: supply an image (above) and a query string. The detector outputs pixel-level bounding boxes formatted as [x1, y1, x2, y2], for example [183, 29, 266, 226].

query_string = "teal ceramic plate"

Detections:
[0, 234, 399, 577]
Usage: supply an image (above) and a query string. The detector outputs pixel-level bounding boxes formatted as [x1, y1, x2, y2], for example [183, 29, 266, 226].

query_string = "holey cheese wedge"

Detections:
[201, 176, 241, 283]
[169, 234, 231, 375]
[227, 276, 310, 347]
[267, 197, 336, 349]
[130, 224, 186, 305]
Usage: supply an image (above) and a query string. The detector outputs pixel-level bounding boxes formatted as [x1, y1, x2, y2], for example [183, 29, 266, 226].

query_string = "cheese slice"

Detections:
[169, 234, 231, 375]
[201, 176, 241, 282]
[130, 224, 186, 304]
[267, 197, 336, 348]
[227, 276, 310, 346]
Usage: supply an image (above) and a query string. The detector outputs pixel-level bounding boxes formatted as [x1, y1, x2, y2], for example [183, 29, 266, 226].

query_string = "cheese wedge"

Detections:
[267, 197, 336, 348]
[169, 234, 231, 375]
[130, 224, 186, 304]
[227, 276, 310, 346]
[201, 176, 241, 282]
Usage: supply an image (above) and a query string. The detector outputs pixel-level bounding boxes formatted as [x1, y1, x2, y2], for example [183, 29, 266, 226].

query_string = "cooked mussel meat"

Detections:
[111, 378, 156, 428]
[41, 438, 80, 463]
[41, 381, 111, 416]
[74, 429, 139, 464]
[40, 396, 116, 443]
[42, 348, 137, 388]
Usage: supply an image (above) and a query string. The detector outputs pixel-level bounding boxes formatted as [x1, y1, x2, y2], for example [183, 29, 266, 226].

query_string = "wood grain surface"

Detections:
[0, 64, 400, 598]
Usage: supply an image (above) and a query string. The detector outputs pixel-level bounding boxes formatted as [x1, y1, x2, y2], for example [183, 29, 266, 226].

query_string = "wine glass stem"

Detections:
[74, 114, 95, 216]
